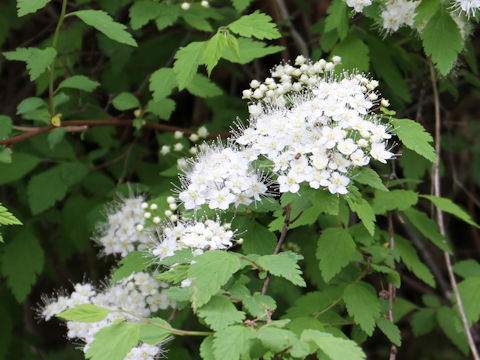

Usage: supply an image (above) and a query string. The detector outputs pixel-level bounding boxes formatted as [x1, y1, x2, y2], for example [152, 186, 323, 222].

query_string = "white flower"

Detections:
[370, 143, 393, 163]
[181, 2, 191, 10]
[174, 142, 184, 152]
[160, 145, 170, 155]
[328, 172, 350, 194]
[197, 126, 209, 138]
[277, 174, 300, 193]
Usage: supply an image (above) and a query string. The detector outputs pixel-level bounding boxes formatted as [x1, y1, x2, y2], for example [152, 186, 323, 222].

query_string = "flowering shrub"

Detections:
[1, 1, 480, 360]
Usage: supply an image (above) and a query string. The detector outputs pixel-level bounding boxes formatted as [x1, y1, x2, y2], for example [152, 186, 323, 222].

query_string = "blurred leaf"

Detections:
[3, 47, 57, 81]
[17, 0, 51, 16]
[57, 75, 99, 92]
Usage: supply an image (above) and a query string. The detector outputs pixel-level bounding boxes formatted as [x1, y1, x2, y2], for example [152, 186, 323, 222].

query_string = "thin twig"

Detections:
[429, 60, 480, 360]
[388, 213, 398, 360]
[261, 204, 292, 295]
[275, 0, 309, 56]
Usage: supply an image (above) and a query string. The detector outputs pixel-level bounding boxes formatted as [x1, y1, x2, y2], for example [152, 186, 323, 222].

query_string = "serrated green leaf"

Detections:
[1, 227, 44, 302]
[421, 195, 479, 228]
[232, 217, 276, 255]
[347, 197, 376, 236]
[454, 260, 480, 278]
[324, 0, 349, 40]
[376, 317, 401, 346]
[155, 264, 189, 284]
[149, 68, 177, 101]
[186, 74, 222, 98]
[285, 287, 344, 318]
[72, 10, 137, 47]
[411, 308, 436, 336]
[391, 118, 436, 162]
[353, 167, 388, 192]
[203, 32, 226, 76]
[182, 11, 213, 32]
[213, 325, 255, 360]
[222, 38, 283, 64]
[85, 321, 140, 360]
[395, 235, 435, 287]
[173, 41, 206, 90]
[232, 0, 253, 12]
[17, 0, 51, 17]
[414, 0, 440, 26]
[372, 189, 418, 214]
[166, 286, 193, 303]
[301, 330, 366, 360]
[139, 317, 173, 345]
[402, 207, 451, 253]
[0, 115, 12, 140]
[27, 166, 68, 215]
[200, 336, 215, 360]
[311, 188, 340, 216]
[332, 34, 369, 73]
[343, 281, 380, 335]
[458, 277, 480, 326]
[16, 97, 45, 115]
[258, 327, 298, 353]
[155, 3, 180, 30]
[159, 248, 194, 266]
[57, 304, 111, 323]
[57, 75, 99, 92]
[0, 203, 22, 225]
[0, 153, 41, 185]
[437, 306, 469, 355]
[4, 47, 57, 81]
[129, 1, 163, 30]
[421, 9, 462, 75]
[256, 251, 306, 287]
[316, 227, 356, 282]
[0, 148, 12, 164]
[243, 294, 276, 317]
[228, 11, 281, 40]
[198, 295, 245, 330]
[226, 33, 240, 59]
[111, 251, 150, 283]
[146, 98, 176, 120]
[47, 128, 67, 150]
[112, 92, 140, 111]
[188, 250, 241, 308]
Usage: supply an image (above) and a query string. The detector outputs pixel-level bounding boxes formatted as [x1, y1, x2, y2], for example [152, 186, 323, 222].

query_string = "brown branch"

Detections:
[261, 204, 292, 295]
[0, 119, 230, 146]
[429, 60, 480, 360]
[388, 213, 398, 360]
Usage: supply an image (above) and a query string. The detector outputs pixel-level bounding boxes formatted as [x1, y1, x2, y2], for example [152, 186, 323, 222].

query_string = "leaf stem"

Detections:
[429, 59, 480, 360]
[48, 0, 68, 117]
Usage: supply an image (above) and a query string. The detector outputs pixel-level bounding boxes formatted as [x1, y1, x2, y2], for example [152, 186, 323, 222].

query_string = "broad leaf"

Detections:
[85, 322, 140, 360]
[376, 317, 401, 346]
[139, 317, 173, 344]
[173, 41, 206, 90]
[186, 74, 222, 98]
[457, 277, 480, 326]
[203, 32, 226, 75]
[57, 304, 110, 323]
[222, 38, 283, 64]
[228, 11, 281, 40]
[372, 189, 418, 214]
[17, 0, 51, 17]
[352, 167, 388, 192]
[391, 118, 436, 163]
[343, 281, 380, 335]
[112, 92, 140, 111]
[4, 47, 57, 81]
[149, 68, 177, 101]
[301, 330, 366, 360]
[256, 251, 306, 287]
[395, 235, 435, 287]
[421, 195, 479, 228]
[213, 325, 255, 360]
[111, 251, 151, 283]
[57, 75, 99, 92]
[0, 204, 22, 225]
[197, 295, 245, 330]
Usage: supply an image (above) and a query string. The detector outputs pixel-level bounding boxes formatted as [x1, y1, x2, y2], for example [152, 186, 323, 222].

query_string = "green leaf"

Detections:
[256, 251, 306, 287]
[111, 251, 150, 283]
[112, 92, 140, 111]
[0, 148, 11, 163]
[285, 287, 344, 318]
[232, 217, 276, 255]
[173, 41, 207, 90]
[324, 0, 349, 40]
[421, 9, 462, 75]
[332, 34, 369, 73]
[146, 99, 176, 120]
[155, 3, 180, 30]
[316, 227, 356, 282]
[402, 207, 451, 253]
[27, 166, 68, 215]
[0, 203, 22, 225]
[203, 32, 226, 76]
[353, 167, 388, 192]
[129, 1, 162, 30]
[228, 11, 281, 40]
[222, 38, 283, 64]
[200, 336, 215, 360]
[47, 128, 67, 150]
[188, 250, 241, 308]
[182, 11, 213, 32]
[0, 153, 41, 185]
[17, 0, 51, 17]
[72, 10, 137, 47]
[57, 304, 111, 323]
[139, 317, 173, 345]
[232, 0, 253, 12]
[226, 33, 240, 59]
[57, 75, 99, 92]
[155, 264, 189, 284]
[411, 308, 436, 336]
[301, 330, 366, 360]
[454, 260, 480, 278]
[372, 189, 418, 214]
[346, 197, 376, 236]
[243, 294, 276, 317]
[391, 118, 436, 163]
[85, 322, 140, 360]
[343, 281, 381, 335]
[198, 295, 245, 330]
[376, 317, 401, 346]
[213, 325, 255, 360]
[159, 248, 194, 266]
[186, 74, 222, 98]
[149, 68, 177, 101]
[1, 227, 44, 302]
[458, 277, 480, 326]
[395, 235, 435, 287]
[0, 115, 12, 140]
[4, 47, 57, 81]
[17, 97, 45, 115]
[258, 327, 298, 353]
[437, 306, 469, 355]
[420, 195, 479, 228]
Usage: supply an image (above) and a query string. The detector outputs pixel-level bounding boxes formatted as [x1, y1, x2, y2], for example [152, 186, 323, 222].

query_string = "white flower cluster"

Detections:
[236, 58, 393, 195]
[380, 0, 419, 33]
[41, 273, 174, 360]
[242, 56, 341, 106]
[95, 196, 155, 257]
[346, 0, 372, 12]
[151, 218, 240, 261]
[178, 141, 270, 210]
[453, 0, 480, 16]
